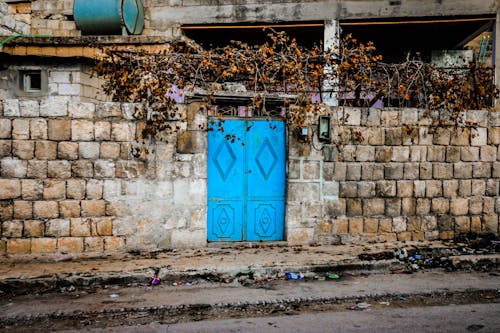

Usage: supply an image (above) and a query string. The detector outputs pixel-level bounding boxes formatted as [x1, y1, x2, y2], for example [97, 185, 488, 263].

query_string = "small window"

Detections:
[20, 71, 42, 92]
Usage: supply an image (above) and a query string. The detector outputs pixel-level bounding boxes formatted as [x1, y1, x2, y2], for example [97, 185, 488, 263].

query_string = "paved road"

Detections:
[63, 303, 500, 333]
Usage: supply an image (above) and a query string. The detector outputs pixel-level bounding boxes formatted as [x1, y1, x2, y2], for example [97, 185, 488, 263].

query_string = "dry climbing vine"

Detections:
[93, 30, 498, 144]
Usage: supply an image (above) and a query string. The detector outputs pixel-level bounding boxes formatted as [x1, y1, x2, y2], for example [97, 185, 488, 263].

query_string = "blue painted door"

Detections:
[208, 119, 285, 241]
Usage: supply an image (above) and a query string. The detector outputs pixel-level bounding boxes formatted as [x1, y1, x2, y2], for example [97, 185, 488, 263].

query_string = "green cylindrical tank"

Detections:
[74, 0, 144, 35]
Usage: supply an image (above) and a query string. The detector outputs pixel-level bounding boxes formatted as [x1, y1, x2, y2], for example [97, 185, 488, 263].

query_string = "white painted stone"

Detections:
[19, 100, 40, 117]
[40, 100, 68, 117]
[3, 99, 20, 117]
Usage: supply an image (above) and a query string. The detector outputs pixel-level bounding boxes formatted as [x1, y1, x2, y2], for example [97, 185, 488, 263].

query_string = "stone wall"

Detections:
[287, 108, 500, 245]
[0, 98, 499, 257]
[0, 1, 30, 35]
[0, 98, 207, 256]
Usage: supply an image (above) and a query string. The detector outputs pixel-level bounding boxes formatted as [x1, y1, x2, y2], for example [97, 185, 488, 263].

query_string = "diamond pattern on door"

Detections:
[254, 204, 276, 237]
[255, 138, 278, 180]
[213, 204, 234, 238]
[213, 141, 236, 181]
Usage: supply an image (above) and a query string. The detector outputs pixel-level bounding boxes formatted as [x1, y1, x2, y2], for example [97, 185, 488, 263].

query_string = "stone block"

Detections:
[70, 218, 91, 237]
[71, 160, 94, 178]
[356, 146, 375, 162]
[384, 164, 403, 180]
[422, 216, 437, 232]
[402, 198, 416, 215]
[47, 160, 71, 179]
[391, 147, 410, 162]
[104, 236, 126, 251]
[450, 128, 470, 145]
[84, 236, 104, 252]
[416, 198, 431, 215]
[431, 198, 449, 214]
[333, 163, 346, 180]
[47, 119, 71, 141]
[96, 102, 121, 119]
[3, 99, 20, 117]
[81, 200, 106, 217]
[393, 180, 411, 197]
[346, 199, 362, 216]
[0, 179, 21, 199]
[45, 219, 70, 237]
[454, 216, 470, 233]
[460, 147, 479, 161]
[419, 128, 433, 146]
[357, 182, 375, 198]
[402, 163, 419, 180]
[111, 122, 135, 142]
[363, 218, 378, 233]
[469, 197, 483, 215]
[176, 130, 206, 154]
[95, 121, 111, 141]
[454, 163, 472, 179]
[486, 179, 499, 196]
[43, 180, 66, 200]
[488, 127, 500, 144]
[31, 238, 57, 253]
[378, 219, 393, 233]
[410, 146, 426, 162]
[303, 160, 320, 179]
[26, 160, 47, 179]
[427, 146, 446, 162]
[472, 179, 486, 196]
[323, 181, 339, 197]
[12, 140, 34, 160]
[71, 120, 94, 141]
[471, 216, 482, 233]
[343, 108, 361, 126]
[115, 160, 145, 178]
[432, 163, 453, 179]
[472, 162, 490, 178]
[21, 179, 43, 200]
[363, 198, 385, 216]
[23, 220, 44, 237]
[68, 102, 95, 119]
[392, 216, 406, 232]
[57, 237, 84, 253]
[418, 162, 431, 179]
[13, 200, 32, 219]
[494, 162, 500, 178]
[365, 108, 381, 126]
[407, 216, 422, 231]
[19, 100, 40, 117]
[425, 180, 442, 197]
[1, 158, 27, 177]
[30, 119, 47, 140]
[35, 140, 57, 160]
[376, 181, 396, 197]
[2, 220, 23, 237]
[385, 128, 402, 146]
[348, 217, 363, 233]
[432, 127, 450, 145]
[0, 119, 11, 139]
[482, 215, 498, 233]
[6, 239, 30, 254]
[412, 231, 425, 241]
[324, 199, 346, 217]
[94, 160, 115, 178]
[79, 142, 100, 159]
[386, 198, 401, 217]
[12, 119, 30, 139]
[361, 163, 384, 180]
[34, 200, 59, 219]
[57, 141, 78, 160]
[0, 140, 11, 158]
[397, 232, 412, 241]
[480, 146, 496, 162]
[445, 146, 461, 163]
[367, 128, 384, 145]
[91, 217, 113, 236]
[86, 179, 103, 199]
[40, 100, 68, 117]
[375, 147, 392, 162]
[59, 200, 81, 218]
[471, 128, 487, 146]
[442, 180, 459, 198]
[345, 163, 361, 180]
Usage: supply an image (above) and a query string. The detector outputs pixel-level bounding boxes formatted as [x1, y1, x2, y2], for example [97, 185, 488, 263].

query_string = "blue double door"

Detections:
[208, 119, 286, 241]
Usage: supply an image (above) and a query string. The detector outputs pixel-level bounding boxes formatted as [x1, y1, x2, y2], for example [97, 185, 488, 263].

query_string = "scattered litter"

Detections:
[109, 294, 119, 299]
[150, 275, 161, 286]
[483, 294, 496, 300]
[399, 296, 407, 301]
[285, 272, 304, 280]
[467, 324, 485, 332]
[379, 301, 390, 306]
[326, 273, 341, 280]
[172, 255, 181, 260]
[350, 302, 371, 310]
[394, 248, 408, 260]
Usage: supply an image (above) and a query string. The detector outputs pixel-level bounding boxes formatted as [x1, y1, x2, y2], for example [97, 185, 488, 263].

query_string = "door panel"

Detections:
[208, 119, 285, 241]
